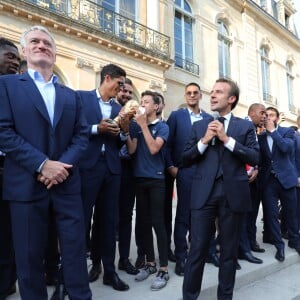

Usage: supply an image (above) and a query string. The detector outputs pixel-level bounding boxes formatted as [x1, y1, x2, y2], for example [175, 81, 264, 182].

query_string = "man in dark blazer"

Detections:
[0, 26, 91, 300]
[295, 116, 300, 231]
[258, 107, 300, 262]
[0, 37, 20, 300]
[78, 64, 130, 291]
[182, 78, 260, 300]
[166, 82, 212, 276]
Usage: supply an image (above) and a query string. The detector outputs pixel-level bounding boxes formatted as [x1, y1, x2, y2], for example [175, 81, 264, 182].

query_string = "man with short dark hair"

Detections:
[182, 78, 260, 300]
[0, 36, 20, 300]
[78, 63, 130, 291]
[166, 82, 212, 276]
[117, 78, 140, 275]
[127, 90, 170, 291]
[258, 106, 300, 262]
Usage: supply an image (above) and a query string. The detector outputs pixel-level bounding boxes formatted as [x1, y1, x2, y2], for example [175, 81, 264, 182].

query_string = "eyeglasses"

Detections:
[185, 91, 200, 96]
[117, 81, 125, 87]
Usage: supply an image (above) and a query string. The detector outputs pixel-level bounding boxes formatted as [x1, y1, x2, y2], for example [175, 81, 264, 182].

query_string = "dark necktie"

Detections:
[215, 117, 226, 179]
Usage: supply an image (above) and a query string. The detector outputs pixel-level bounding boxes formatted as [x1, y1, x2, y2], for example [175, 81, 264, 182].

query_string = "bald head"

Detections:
[248, 103, 266, 127]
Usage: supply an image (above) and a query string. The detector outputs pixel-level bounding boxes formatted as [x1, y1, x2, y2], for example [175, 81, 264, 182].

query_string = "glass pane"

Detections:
[184, 0, 192, 13]
[119, 0, 135, 19]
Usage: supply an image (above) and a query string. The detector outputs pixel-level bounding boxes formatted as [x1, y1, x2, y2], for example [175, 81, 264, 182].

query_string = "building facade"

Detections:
[0, 0, 299, 123]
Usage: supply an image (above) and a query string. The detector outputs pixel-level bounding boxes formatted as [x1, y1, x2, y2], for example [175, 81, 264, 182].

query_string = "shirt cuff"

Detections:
[197, 139, 208, 154]
[224, 137, 236, 152]
[92, 124, 98, 135]
[37, 159, 48, 173]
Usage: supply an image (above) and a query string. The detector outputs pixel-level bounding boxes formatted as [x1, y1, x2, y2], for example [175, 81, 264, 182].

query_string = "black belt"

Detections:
[0, 156, 4, 168]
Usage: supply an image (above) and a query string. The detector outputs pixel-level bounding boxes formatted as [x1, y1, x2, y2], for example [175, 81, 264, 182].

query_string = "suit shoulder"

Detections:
[0, 74, 21, 83]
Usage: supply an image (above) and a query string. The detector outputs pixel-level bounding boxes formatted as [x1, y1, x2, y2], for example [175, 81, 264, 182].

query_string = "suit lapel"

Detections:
[20, 73, 51, 125]
[53, 83, 65, 129]
[183, 109, 192, 128]
[92, 90, 102, 120]
[226, 114, 237, 138]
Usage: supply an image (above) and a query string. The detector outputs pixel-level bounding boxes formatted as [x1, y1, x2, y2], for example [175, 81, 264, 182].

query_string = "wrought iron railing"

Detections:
[175, 56, 199, 75]
[23, 0, 170, 59]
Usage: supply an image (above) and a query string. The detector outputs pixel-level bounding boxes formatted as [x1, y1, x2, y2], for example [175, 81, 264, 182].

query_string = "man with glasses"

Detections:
[78, 64, 130, 291]
[166, 83, 211, 276]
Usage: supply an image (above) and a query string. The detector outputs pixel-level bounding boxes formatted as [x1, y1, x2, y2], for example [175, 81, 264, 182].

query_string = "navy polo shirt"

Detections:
[130, 119, 169, 179]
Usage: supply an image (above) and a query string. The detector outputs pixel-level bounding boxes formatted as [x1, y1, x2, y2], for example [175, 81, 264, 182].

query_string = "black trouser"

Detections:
[135, 177, 168, 267]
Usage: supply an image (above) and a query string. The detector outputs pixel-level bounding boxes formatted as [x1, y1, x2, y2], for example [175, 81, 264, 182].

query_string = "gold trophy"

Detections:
[106, 99, 140, 132]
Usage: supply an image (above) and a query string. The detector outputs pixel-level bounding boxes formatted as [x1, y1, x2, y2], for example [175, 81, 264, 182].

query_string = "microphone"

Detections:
[211, 112, 219, 146]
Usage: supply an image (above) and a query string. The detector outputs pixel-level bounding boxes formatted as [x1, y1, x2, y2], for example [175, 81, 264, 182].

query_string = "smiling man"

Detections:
[0, 26, 91, 300]
[77, 64, 131, 292]
[182, 78, 260, 300]
[0, 37, 20, 300]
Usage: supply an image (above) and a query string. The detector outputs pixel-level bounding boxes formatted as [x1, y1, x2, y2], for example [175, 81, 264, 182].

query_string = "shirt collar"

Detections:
[187, 107, 201, 117]
[149, 118, 160, 125]
[222, 112, 232, 122]
[96, 89, 114, 105]
[28, 68, 58, 84]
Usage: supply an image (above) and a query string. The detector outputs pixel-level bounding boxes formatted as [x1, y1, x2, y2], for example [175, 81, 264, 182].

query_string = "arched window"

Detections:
[260, 46, 271, 101]
[217, 20, 231, 78]
[286, 61, 294, 111]
[174, 0, 194, 71]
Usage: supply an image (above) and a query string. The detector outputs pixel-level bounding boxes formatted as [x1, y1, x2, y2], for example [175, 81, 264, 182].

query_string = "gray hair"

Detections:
[20, 25, 56, 50]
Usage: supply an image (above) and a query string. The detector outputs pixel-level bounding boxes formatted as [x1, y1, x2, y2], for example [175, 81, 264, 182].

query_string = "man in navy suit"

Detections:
[166, 82, 212, 276]
[0, 26, 91, 300]
[78, 64, 130, 291]
[295, 116, 300, 231]
[0, 37, 20, 300]
[258, 107, 300, 262]
[182, 78, 260, 300]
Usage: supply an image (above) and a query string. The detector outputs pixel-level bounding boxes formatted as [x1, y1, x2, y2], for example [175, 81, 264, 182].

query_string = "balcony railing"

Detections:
[23, 0, 170, 59]
[175, 56, 199, 75]
[263, 92, 278, 105]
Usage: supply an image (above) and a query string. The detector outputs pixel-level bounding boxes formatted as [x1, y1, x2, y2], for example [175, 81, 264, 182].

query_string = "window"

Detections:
[97, 0, 135, 19]
[285, 12, 290, 28]
[260, 46, 271, 101]
[217, 20, 231, 78]
[286, 61, 294, 111]
[96, 0, 136, 34]
[271, 0, 278, 19]
[174, 0, 194, 70]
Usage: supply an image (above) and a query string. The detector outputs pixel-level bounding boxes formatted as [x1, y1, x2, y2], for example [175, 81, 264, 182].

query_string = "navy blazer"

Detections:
[77, 90, 122, 174]
[0, 72, 89, 201]
[295, 131, 300, 178]
[258, 126, 298, 189]
[166, 108, 211, 168]
[182, 115, 260, 212]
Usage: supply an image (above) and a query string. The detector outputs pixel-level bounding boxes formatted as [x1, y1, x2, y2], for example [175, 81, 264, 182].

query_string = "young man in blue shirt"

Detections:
[127, 90, 170, 290]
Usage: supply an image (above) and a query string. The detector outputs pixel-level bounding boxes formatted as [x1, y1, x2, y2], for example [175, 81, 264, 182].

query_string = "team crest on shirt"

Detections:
[152, 129, 157, 136]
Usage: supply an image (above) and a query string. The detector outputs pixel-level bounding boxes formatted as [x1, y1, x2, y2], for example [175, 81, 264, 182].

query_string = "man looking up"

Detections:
[0, 26, 91, 300]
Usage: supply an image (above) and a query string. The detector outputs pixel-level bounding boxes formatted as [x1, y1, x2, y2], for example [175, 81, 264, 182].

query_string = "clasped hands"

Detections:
[201, 120, 229, 145]
[37, 160, 72, 190]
